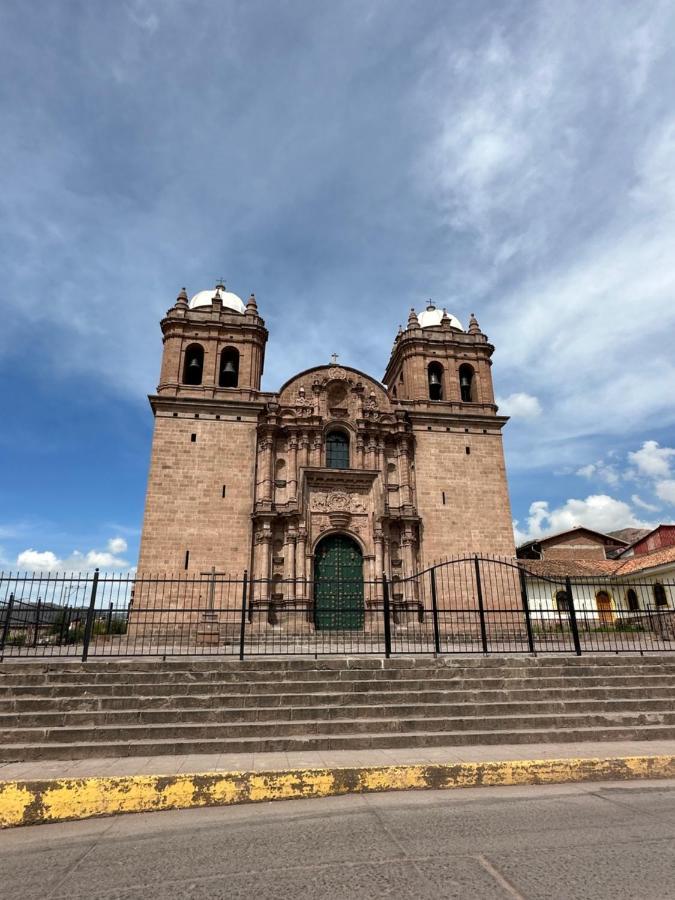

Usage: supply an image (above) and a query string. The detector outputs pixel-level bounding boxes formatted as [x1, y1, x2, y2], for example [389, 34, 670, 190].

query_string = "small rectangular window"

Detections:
[236, 416, 242, 421]
[184, 550, 190, 570]
[194, 413, 199, 418]
[222, 485, 227, 498]
[466, 446, 471, 455]
[172, 412, 178, 417]
[442, 491, 446, 505]
[191, 433, 197, 443]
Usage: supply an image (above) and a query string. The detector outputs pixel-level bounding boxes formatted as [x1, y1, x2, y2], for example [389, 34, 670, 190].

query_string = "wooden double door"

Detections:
[314, 534, 364, 630]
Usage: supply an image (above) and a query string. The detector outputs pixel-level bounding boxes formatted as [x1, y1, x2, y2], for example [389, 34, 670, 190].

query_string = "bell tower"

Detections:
[383, 302, 515, 562]
[383, 302, 496, 409]
[157, 283, 268, 400]
[137, 284, 269, 579]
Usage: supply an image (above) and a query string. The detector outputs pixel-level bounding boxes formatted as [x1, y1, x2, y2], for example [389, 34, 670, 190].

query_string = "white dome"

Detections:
[418, 306, 463, 330]
[189, 288, 245, 314]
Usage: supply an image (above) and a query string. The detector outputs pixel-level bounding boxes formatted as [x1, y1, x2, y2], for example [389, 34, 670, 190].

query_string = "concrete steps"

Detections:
[1, 656, 674, 761]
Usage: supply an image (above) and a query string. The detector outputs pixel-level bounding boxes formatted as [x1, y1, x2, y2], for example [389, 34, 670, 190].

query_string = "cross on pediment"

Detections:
[330, 352, 339, 365]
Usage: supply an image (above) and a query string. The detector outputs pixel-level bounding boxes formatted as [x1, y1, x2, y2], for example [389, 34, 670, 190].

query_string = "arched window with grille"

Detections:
[326, 430, 349, 469]
[626, 588, 640, 612]
[183, 343, 204, 385]
[654, 583, 668, 607]
[555, 589, 571, 615]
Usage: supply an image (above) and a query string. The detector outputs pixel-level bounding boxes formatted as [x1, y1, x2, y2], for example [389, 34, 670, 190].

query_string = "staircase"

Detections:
[1, 656, 675, 761]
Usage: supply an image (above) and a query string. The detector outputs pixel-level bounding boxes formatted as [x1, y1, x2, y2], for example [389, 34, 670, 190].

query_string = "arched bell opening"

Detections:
[459, 363, 476, 403]
[182, 343, 204, 386]
[219, 347, 239, 388]
[427, 361, 444, 401]
[313, 533, 364, 631]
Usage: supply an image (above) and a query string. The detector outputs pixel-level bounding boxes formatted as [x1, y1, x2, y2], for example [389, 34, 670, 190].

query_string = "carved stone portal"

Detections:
[310, 491, 367, 513]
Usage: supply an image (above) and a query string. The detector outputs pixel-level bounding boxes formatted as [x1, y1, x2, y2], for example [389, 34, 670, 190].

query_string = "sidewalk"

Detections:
[2, 739, 674, 828]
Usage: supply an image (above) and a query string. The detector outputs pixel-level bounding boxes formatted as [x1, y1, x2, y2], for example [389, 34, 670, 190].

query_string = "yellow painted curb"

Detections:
[1, 754, 673, 828]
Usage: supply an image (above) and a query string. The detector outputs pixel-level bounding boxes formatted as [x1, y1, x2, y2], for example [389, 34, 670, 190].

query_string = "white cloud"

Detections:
[15, 539, 131, 572]
[16, 549, 61, 571]
[631, 493, 660, 512]
[576, 461, 620, 487]
[514, 494, 653, 544]
[107, 537, 128, 554]
[497, 392, 542, 419]
[655, 480, 675, 505]
[628, 440, 675, 479]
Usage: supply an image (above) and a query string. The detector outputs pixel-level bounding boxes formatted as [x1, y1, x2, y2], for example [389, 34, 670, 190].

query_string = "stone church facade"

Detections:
[136, 284, 515, 621]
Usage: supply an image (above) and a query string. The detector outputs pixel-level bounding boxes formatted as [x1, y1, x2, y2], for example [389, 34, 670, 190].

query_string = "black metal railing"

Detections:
[0, 557, 673, 659]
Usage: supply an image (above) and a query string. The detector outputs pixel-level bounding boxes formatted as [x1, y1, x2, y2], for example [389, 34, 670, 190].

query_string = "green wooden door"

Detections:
[314, 535, 364, 631]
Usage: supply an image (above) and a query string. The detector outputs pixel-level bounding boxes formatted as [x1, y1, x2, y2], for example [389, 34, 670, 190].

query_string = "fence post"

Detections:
[81, 570, 100, 662]
[0, 593, 15, 655]
[565, 576, 582, 656]
[382, 572, 392, 659]
[474, 556, 489, 655]
[429, 567, 441, 655]
[239, 571, 248, 661]
[519, 569, 535, 655]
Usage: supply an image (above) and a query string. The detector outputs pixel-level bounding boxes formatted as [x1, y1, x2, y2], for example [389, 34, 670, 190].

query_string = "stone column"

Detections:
[300, 431, 310, 469]
[310, 432, 322, 467]
[254, 529, 272, 605]
[367, 437, 377, 470]
[374, 529, 384, 602]
[398, 438, 412, 507]
[356, 435, 365, 469]
[401, 526, 418, 600]
[258, 433, 275, 502]
[285, 526, 297, 601]
[288, 436, 298, 500]
[383, 533, 390, 580]
[296, 527, 307, 600]
[376, 437, 385, 473]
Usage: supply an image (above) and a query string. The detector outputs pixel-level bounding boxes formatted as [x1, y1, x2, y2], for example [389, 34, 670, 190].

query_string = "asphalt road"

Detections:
[2, 781, 675, 899]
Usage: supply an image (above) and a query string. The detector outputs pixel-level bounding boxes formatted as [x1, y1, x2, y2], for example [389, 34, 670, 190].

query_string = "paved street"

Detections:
[2, 781, 674, 899]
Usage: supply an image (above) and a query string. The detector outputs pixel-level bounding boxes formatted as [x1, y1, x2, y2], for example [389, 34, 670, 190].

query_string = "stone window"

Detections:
[555, 590, 571, 614]
[326, 431, 349, 469]
[183, 343, 204, 385]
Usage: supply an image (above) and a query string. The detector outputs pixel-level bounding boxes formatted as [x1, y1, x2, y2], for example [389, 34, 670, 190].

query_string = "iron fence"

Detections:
[0, 557, 673, 660]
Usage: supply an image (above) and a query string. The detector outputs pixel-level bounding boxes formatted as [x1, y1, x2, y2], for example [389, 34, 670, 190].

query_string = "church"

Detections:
[136, 284, 515, 622]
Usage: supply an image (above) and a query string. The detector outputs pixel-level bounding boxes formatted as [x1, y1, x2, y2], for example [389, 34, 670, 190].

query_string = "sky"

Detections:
[2, 0, 675, 572]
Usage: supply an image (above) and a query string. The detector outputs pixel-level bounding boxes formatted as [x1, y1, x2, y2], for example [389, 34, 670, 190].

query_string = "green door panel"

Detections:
[314, 534, 364, 631]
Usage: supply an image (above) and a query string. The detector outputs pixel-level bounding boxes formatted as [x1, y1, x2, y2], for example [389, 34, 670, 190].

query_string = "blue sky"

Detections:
[2, 0, 675, 571]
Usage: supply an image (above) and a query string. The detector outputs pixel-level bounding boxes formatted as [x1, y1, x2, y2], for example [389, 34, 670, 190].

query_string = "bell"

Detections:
[460, 373, 471, 389]
[221, 360, 236, 376]
[429, 370, 441, 386]
[188, 357, 201, 370]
